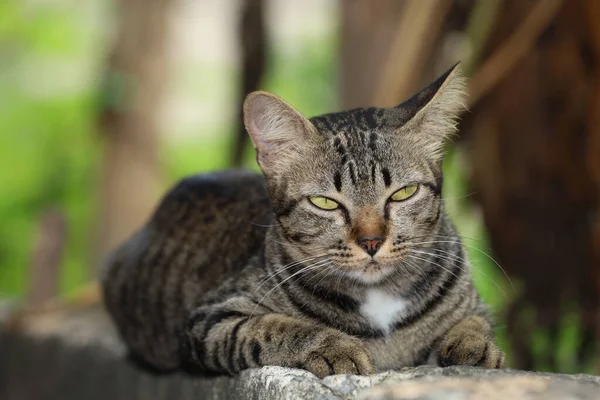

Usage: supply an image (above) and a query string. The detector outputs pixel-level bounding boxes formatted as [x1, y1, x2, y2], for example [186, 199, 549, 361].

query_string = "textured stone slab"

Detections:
[358, 370, 600, 400]
[1, 302, 599, 400]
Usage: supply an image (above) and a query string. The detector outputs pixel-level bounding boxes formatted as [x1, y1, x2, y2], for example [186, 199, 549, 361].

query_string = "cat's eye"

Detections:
[390, 185, 419, 201]
[309, 196, 340, 210]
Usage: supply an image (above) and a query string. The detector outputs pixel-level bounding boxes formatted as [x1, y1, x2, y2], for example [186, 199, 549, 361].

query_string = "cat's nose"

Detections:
[356, 236, 384, 257]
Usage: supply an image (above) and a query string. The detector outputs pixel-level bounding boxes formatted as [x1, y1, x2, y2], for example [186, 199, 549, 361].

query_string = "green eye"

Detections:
[390, 185, 419, 201]
[309, 196, 340, 210]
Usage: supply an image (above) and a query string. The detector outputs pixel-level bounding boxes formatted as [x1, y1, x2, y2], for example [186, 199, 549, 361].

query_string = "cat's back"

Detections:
[102, 169, 271, 370]
[147, 169, 272, 280]
[151, 169, 270, 237]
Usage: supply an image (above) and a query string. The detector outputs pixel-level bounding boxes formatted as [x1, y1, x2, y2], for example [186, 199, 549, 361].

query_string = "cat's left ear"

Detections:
[387, 63, 467, 158]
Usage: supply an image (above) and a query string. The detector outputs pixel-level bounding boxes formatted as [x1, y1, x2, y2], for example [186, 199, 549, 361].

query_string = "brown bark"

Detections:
[340, 0, 473, 109]
[27, 209, 66, 307]
[371, 0, 454, 107]
[465, 0, 599, 371]
[231, 0, 266, 167]
[95, 0, 174, 271]
[341, 0, 600, 371]
[340, 0, 405, 109]
[583, 0, 600, 374]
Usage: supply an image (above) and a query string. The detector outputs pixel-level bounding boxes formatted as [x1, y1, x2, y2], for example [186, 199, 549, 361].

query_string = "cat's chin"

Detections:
[343, 262, 395, 285]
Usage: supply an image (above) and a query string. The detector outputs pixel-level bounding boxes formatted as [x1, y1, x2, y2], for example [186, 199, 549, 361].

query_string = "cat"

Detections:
[102, 64, 504, 378]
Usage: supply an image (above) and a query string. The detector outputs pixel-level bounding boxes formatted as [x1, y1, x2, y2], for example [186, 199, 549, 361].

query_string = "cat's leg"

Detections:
[181, 301, 374, 378]
[437, 315, 504, 369]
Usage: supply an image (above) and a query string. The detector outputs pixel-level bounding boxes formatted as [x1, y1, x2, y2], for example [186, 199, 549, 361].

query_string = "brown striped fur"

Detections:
[102, 65, 504, 377]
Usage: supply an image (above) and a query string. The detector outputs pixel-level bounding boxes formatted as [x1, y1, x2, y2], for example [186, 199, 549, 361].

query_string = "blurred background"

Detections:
[0, 0, 598, 374]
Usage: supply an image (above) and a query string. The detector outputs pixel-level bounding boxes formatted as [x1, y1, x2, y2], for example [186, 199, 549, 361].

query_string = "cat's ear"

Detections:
[387, 63, 467, 158]
[244, 91, 315, 173]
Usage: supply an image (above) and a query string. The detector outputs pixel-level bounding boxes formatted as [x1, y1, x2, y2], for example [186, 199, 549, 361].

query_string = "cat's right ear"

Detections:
[243, 91, 315, 173]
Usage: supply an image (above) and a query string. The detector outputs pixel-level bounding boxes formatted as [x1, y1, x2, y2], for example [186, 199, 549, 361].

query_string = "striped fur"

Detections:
[102, 65, 504, 377]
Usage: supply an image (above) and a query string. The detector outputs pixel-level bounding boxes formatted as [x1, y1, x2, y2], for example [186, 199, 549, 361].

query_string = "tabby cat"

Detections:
[102, 64, 504, 378]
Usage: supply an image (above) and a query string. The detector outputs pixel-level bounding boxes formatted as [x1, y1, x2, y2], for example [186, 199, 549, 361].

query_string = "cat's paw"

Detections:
[302, 334, 374, 378]
[438, 331, 504, 369]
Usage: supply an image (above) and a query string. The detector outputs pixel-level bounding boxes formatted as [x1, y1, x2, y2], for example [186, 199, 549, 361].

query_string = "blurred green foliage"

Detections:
[0, 0, 102, 296]
[0, 1, 342, 298]
[0, 0, 509, 314]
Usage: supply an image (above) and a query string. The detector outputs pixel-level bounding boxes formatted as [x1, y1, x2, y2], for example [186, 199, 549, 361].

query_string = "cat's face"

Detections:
[244, 65, 465, 284]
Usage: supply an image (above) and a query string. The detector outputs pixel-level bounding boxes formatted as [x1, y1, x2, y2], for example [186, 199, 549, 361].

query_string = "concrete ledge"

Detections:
[1, 302, 599, 400]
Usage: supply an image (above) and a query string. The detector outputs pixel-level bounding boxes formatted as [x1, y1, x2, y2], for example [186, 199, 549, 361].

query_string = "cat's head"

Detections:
[244, 64, 466, 284]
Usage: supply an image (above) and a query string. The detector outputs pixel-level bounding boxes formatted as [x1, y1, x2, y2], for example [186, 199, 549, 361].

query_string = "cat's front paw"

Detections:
[438, 332, 504, 369]
[302, 334, 374, 378]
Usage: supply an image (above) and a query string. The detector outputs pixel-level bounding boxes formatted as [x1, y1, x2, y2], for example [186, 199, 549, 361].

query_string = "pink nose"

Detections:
[356, 236, 384, 257]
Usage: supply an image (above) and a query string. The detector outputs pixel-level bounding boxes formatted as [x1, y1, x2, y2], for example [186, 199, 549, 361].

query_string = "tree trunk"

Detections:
[465, 0, 599, 371]
[28, 209, 66, 306]
[231, 0, 266, 167]
[340, 0, 472, 108]
[94, 0, 174, 272]
[586, 0, 600, 375]
[340, 0, 405, 109]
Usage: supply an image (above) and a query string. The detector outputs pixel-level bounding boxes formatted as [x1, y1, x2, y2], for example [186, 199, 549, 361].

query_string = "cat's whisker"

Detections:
[250, 222, 278, 228]
[304, 263, 336, 289]
[291, 262, 333, 292]
[403, 239, 514, 290]
[255, 255, 329, 290]
[410, 249, 507, 298]
[431, 248, 508, 298]
[440, 192, 477, 201]
[250, 259, 331, 318]
[401, 258, 434, 303]
[430, 233, 486, 245]
[410, 248, 470, 265]
[335, 263, 347, 296]
[260, 254, 327, 281]
[297, 264, 339, 299]
[253, 254, 329, 292]
[402, 257, 428, 282]
[405, 233, 486, 245]
[406, 252, 460, 280]
[379, 266, 397, 288]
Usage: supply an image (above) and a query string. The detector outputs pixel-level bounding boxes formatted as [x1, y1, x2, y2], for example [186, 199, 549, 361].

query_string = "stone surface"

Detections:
[1, 302, 599, 400]
[358, 373, 600, 400]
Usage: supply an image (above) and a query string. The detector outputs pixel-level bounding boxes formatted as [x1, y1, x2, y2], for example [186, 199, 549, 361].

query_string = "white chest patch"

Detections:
[360, 290, 409, 333]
